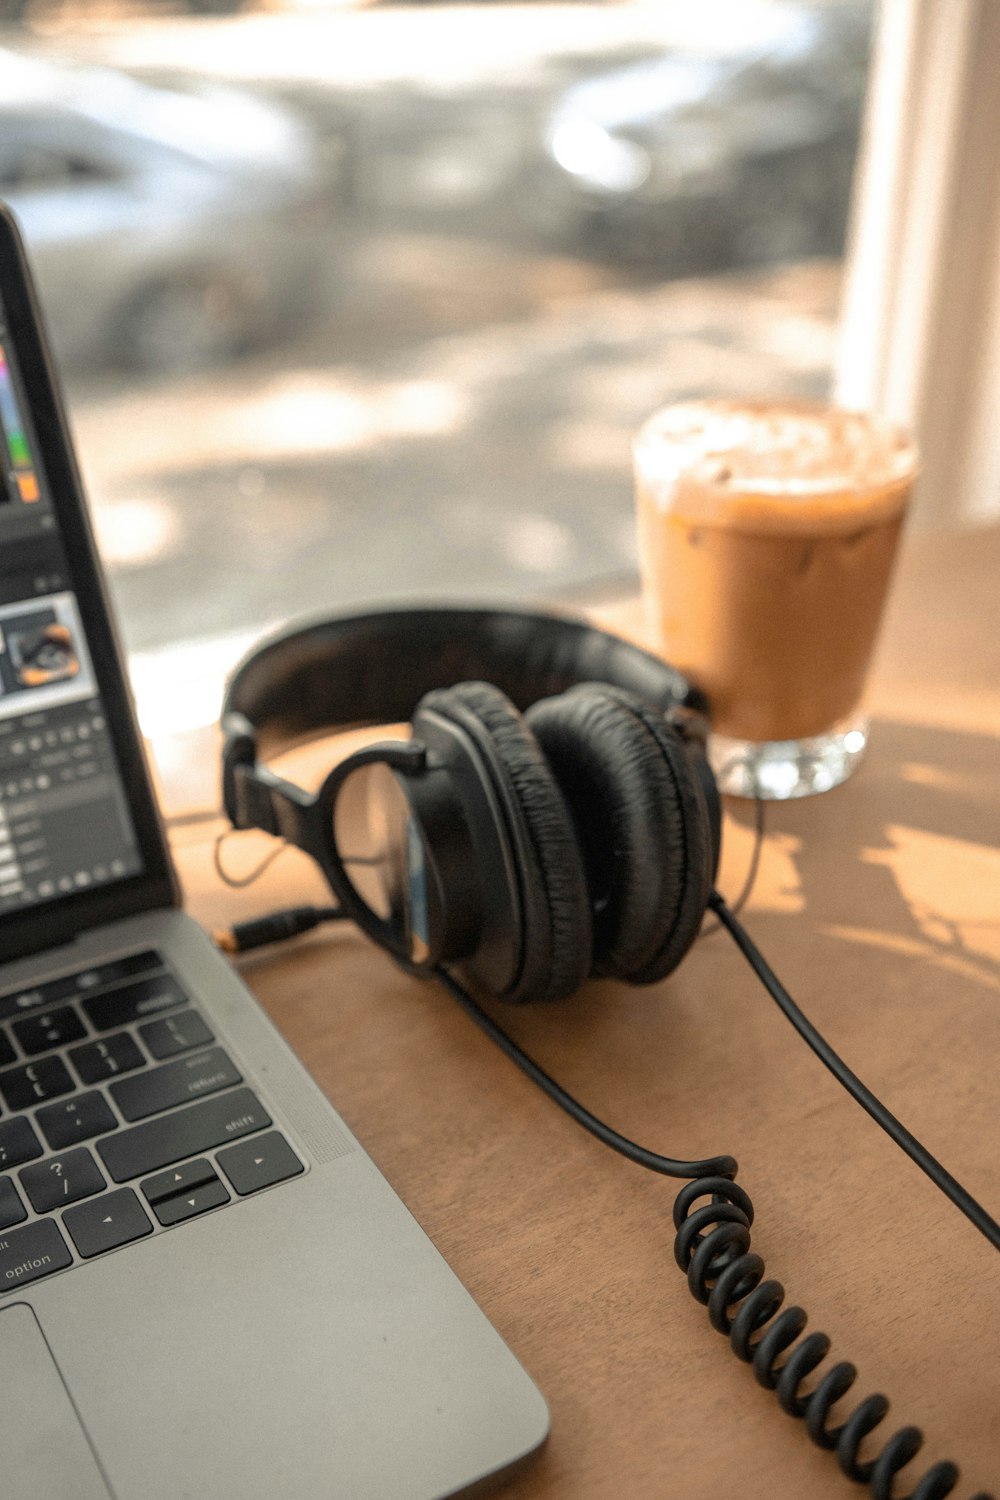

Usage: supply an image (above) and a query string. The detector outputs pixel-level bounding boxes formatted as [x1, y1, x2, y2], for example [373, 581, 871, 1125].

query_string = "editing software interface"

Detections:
[0, 304, 143, 918]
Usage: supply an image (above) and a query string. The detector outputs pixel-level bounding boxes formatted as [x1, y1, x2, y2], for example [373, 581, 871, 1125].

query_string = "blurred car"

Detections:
[529, 2, 872, 269]
[0, 48, 335, 373]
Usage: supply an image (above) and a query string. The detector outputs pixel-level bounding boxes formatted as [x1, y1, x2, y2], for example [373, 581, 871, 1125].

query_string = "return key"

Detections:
[109, 1048, 241, 1122]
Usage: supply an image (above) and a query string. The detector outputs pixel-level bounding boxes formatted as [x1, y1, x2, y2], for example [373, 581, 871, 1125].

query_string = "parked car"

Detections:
[529, 1, 872, 270]
[0, 48, 335, 372]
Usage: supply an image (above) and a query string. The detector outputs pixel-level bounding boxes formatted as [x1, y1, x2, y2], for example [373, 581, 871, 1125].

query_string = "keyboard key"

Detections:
[82, 974, 188, 1032]
[20, 1148, 106, 1214]
[139, 1010, 213, 1060]
[36, 1091, 118, 1151]
[70, 1033, 145, 1085]
[0, 1177, 26, 1230]
[0, 1117, 43, 1170]
[98, 1089, 271, 1182]
[0, 976, 81, 1025]
[218, 1132, 304, 1197]
[63, 1188, 153, 1259]
[0, 1030, 15, 1068]
[152, 1178, 229, 1227]
[141, 1158, 217, 1204]
[0, 1056, 74, 1111]
[0, 1219, 72, 1294]
[13, 1006, 87, 1056]
[109, 1048, 241, 1123]
[0, 950, 164, 1024]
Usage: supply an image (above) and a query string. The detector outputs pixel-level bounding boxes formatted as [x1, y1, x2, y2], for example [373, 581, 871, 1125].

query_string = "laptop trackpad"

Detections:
[0, 1304, 112, 1500]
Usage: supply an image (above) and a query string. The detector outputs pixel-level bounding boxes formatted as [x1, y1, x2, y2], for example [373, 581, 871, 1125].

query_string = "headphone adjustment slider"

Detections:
[229, 764, 283, 837]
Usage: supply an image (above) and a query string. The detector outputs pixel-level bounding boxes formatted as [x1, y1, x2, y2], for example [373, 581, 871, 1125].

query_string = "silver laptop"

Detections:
[0, 204, 549, 1500]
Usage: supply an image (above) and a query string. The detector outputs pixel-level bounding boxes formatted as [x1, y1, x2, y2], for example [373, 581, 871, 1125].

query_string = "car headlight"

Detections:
[547, 117, 651, 195]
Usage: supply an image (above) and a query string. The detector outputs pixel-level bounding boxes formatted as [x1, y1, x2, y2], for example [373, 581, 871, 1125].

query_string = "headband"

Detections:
[222, 605, 707, 760]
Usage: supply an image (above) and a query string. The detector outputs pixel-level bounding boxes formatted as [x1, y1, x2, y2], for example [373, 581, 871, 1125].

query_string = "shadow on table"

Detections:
[741, 714, 1000, 983]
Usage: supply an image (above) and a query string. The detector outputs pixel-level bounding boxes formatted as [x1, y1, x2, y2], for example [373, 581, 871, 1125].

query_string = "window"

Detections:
[1, 0, 875, 810]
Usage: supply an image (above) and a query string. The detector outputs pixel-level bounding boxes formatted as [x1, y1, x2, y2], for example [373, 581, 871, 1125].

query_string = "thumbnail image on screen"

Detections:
[0, 592, 95, 714]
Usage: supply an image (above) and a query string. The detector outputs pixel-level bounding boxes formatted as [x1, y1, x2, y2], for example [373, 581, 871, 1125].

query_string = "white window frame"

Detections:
[835, 0, 1000, 526]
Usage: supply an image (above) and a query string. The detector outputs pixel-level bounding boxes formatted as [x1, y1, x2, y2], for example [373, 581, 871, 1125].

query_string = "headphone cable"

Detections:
[698, 794, 765, 936]
[437, 897, 1000, 1256]
[214, 903, 346, 954]
[211, 818, 999, 1250]
[210, 849, 997, 1489]
[212, 866, 998, 1494]
[436, 904, 999, 1496]
[433, 965, 738, 1181]
[707, 891, 1000, 1254]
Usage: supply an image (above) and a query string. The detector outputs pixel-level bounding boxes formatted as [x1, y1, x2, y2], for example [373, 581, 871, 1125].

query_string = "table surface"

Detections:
[169, 523, 1000, 1499]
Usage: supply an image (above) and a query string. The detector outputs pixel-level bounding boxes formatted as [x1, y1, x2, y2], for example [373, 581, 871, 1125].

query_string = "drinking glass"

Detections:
[633, 399, 918, 798]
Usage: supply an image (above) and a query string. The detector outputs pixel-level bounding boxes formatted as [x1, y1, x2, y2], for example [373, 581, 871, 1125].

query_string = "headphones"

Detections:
[221, 605, 721, 1006]
[220, 604, 1000, 1496]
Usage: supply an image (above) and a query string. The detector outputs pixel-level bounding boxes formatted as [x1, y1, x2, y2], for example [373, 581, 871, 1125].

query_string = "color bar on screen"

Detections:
[0, 341, 39, 497]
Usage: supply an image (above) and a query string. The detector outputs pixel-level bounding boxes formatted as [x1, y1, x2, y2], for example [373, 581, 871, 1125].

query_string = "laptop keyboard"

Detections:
[0, 949, 303, 1294]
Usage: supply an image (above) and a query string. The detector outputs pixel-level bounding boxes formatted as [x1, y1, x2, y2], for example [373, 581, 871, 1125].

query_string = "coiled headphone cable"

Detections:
[435, 892, 999, 1500]
[218, 812, 997, 1494]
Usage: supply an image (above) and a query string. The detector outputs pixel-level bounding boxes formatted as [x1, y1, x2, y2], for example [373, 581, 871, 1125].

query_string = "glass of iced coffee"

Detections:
[633, 399, 918, 799]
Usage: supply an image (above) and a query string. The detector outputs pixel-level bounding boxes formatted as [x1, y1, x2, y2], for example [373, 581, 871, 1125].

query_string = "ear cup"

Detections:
[525, 685, 714, 983]
[416, 681, 592, 1004]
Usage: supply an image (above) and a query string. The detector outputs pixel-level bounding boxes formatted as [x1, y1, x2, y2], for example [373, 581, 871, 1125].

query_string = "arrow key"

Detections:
[217, 1132, 304, 1197]
[63, 1188, 153, 1258]
[152, 1178, 229, 1227]
[140, 1157, 229, 1227]
[140, 1158, 216, 1207]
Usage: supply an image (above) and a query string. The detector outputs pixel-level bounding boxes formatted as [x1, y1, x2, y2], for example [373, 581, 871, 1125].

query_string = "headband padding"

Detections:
[224, 607, 705, 761]
[418, 681, 592, 1005]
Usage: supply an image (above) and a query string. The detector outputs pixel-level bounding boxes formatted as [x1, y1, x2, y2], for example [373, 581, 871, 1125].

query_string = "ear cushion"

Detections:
[416, 681, 592, 1004]
[525, 685, 714, 983]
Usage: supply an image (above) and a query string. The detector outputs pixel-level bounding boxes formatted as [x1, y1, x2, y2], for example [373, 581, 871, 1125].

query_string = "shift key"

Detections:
[110, 1048, 242, 1122]
[98, 1089, 271, 1182]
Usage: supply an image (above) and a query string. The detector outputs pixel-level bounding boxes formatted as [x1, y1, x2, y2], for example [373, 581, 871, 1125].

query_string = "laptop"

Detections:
[0, 204, 549, 1500]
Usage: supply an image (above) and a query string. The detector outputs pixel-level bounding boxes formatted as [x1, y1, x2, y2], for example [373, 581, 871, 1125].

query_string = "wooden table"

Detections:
[168, 524, 1000, 1498]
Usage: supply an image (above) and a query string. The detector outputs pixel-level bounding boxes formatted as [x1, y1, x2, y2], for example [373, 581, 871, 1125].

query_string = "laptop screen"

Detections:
[0, 207, 176, 958]
[0, 318, 145, 917]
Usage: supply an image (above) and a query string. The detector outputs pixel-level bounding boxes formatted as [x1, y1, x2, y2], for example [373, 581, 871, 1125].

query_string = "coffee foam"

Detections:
[635, 399, 918, 532]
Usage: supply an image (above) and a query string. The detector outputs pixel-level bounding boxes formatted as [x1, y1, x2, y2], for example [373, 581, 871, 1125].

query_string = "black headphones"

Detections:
[219, 604, 1000, 1497]
[221, 605, 721, 1006]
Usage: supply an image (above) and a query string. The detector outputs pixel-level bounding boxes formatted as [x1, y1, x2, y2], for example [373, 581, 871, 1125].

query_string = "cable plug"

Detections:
[214, 905, 343, 954]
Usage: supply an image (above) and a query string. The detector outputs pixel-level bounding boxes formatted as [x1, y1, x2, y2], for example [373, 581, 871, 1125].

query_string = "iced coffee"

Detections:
[633, 399, 917, 798]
